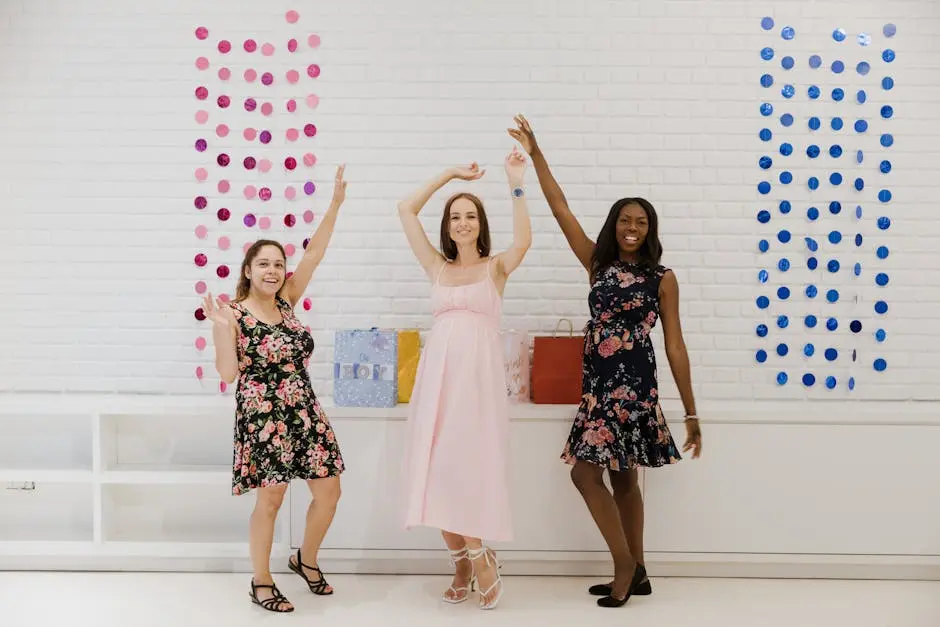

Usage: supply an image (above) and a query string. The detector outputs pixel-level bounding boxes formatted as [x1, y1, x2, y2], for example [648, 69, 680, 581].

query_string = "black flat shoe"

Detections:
[589, 578, 652, 596]
[597, 563, 647, 608]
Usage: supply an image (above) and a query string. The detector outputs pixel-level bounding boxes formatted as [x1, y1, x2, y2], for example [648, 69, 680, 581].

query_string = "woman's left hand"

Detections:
[683, 418, 702, 459]
[504, 146, 527, 185]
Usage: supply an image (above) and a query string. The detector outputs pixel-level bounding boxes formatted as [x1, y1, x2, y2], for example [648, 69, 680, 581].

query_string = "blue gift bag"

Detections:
[333, 328, 398, 407]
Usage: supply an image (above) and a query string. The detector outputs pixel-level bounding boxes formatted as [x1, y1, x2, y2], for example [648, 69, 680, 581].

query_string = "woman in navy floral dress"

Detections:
[203, 166, 348, 613]
[510, 116, 702, 608]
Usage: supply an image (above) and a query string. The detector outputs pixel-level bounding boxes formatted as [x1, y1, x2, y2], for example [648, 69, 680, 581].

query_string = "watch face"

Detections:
[512, 187, 524, 197]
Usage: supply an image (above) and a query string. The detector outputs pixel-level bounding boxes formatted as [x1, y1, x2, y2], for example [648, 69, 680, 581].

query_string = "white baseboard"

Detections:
[4, 549, 939, 581]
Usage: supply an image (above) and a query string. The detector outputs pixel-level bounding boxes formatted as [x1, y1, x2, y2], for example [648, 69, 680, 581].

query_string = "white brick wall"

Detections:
[1, 0, 938, 403]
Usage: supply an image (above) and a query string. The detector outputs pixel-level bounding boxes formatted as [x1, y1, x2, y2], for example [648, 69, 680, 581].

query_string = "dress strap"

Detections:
[434, 260, 448, 285]
[485, 255, 498, 286]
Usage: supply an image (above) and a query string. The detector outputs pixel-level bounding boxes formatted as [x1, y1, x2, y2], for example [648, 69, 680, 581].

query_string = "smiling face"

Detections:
[440, 192, 491, 260]
[615, 202, 650, 257]
[448, 196, 481, 246]
[246, 244, 286, 297]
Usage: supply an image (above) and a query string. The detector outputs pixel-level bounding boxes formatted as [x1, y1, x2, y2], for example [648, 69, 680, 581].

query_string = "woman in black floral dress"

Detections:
[203, 166, 348, 613]
[510, 116, 702, 608]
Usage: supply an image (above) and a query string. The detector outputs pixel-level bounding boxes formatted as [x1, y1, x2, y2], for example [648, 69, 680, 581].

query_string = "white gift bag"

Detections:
[500, 330, 530, 403]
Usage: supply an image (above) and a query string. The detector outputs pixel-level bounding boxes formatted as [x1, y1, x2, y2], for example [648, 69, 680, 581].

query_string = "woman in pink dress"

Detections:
[398, 141, 532, 610]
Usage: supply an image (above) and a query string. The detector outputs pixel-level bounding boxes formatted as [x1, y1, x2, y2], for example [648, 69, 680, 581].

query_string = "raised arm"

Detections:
[203, 293, 239, 384]
[282, 165, 347, 307]
[493, 146, 532, 279]
[397, 164, 484, 280]
[510, 115, 594, 272]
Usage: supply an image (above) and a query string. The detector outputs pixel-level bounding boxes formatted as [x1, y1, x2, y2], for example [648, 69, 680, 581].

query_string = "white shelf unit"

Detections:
[4, 393, 939, 580]
[0, 395, 294, 568]
[0, 394, 580, 571]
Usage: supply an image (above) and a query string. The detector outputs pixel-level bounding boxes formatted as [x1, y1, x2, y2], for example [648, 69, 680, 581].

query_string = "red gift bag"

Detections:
[530, 318, 584, 404]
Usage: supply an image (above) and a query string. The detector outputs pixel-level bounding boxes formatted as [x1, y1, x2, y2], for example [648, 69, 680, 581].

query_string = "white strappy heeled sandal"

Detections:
[467, 546, 504, 610]
[442, 547, 476, 604]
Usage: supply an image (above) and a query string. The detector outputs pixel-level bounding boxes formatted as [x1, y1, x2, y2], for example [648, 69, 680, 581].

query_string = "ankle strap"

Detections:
[448, 547, 469, 564]
[466, 546, 490, 563]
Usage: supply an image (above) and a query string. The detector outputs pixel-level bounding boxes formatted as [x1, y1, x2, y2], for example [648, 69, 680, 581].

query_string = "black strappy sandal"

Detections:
[288, 548, 334, 595]
[249, 578, 294, 613]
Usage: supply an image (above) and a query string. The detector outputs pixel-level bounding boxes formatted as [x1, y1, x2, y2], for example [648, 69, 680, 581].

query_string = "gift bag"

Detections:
[397, 329, 421, 403]
[333, 328, 398, 407]
[530, 318, 584, 404]
[500, 330, 530, 403]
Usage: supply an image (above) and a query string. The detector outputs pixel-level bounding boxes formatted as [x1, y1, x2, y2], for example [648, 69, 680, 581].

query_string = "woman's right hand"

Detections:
[202, 293, 237, 328]
[449, 162, 486, 181]
[508, 114, 538, 155]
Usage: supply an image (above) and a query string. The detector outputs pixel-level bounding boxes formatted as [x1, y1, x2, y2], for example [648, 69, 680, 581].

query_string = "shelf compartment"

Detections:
[0, 482, 94, 542]
[101, 483, 288, 544]
[0, 413, 93, 472]
[99, 411, 234, 472]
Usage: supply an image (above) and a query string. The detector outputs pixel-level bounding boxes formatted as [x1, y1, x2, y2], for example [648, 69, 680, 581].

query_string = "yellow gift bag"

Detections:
[397, 330, 421, 403]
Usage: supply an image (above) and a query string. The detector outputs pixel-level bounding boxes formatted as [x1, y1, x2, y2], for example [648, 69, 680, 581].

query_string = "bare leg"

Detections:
[464, 536, 502, 608]
[570, 461, 636, 599]
[249, 484, 293, 611]
[441, 530, 473, 602]
[290, 476, 341, 594]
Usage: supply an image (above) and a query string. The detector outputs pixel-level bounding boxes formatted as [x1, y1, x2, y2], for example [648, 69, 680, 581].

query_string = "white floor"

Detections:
[1, 572, 938, 627]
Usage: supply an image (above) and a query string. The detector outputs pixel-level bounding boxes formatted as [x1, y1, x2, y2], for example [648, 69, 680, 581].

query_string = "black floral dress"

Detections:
[561, 260, 682, 471]
[229, 296, 344, 496]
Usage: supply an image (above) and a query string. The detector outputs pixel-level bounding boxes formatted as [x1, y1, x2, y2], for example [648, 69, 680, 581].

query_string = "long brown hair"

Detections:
[439, 192, 491, 260]
[234, 239, 287, 302]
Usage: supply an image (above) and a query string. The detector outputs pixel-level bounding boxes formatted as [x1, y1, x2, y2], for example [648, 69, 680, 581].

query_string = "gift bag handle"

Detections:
[553, 318, 574, 337]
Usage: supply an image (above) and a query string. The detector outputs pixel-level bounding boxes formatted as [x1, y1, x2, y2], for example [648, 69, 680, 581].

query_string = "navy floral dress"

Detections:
[229, 296, 345, 496]
[561, 260, 682, 471]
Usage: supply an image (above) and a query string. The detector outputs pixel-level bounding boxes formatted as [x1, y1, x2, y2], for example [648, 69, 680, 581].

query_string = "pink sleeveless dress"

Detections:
[401, 257, 513, 542]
